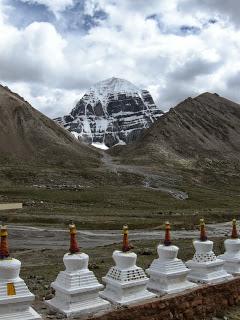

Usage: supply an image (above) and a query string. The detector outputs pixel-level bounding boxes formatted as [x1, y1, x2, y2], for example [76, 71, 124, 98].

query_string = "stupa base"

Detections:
[146, 258, 197, 294]
[45, 295, 110, 317]
[0, 307, 41, 320]
[147, 272, 197, 294]
[100, 277, 156, 305]
[218, 255, 240, 275]
[186, 259, 233, 283]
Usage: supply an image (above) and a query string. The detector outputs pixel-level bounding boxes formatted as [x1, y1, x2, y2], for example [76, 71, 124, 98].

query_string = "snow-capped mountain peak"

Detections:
[82, 77, 141, 110]
[89, 77, 140, 96]
[55, 77, 164, 149]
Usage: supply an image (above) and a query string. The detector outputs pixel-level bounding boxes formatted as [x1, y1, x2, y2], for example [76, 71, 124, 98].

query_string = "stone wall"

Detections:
[94, 277, 240, 320]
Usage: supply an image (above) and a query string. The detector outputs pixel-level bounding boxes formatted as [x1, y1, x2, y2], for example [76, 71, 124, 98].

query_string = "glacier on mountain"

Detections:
[55, 77, 163, 148]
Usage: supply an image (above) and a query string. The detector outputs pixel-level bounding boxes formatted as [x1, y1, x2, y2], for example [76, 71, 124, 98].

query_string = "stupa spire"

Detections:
[0, 225, 10, 259]
[69, 222, 80, 254]
[164, 221, 171, 246]
[199, 218, 207, 241]
[122, 225, 131, 252]
[231, 219, 238, 239]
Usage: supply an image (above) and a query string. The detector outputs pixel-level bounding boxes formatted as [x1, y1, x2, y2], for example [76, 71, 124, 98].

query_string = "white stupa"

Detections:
[45, 223, 110, 317]
[146, 222, 197, 294]
[0, 225, 41, 320]
[99, 225, 156, 305]
[218, 219, 240, 275]
[186, 219, 232, 283]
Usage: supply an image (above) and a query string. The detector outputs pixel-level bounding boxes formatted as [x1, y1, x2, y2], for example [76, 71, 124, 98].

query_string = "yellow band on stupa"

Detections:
[122, 225, 128, 235]
[69, 223, 77, 235]
[7, 283, 16, 296]
[0, 226, 8, 237]
[165, 221, 170, 228]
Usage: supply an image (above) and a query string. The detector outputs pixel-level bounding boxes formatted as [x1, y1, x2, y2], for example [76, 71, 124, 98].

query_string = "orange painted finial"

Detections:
[69, 222, 80, 254]
[0, 225, 10, 259]
[199, 218, 207, 241]
[164, 221, 171, 246]
[122, 225, 131, 252]
[231, 219, 238, 239]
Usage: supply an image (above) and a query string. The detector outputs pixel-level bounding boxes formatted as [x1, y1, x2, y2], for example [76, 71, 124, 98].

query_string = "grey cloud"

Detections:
[0, 54, 44, 83]
[153, 57, 223, 111]
[57, 75, 93, 91]
[169, 58, 222, 82]
[156, 81, 199, 111]
[227, 72, 240, 88]
[179, 0, 240, 26]
[5, 0, 55, 28]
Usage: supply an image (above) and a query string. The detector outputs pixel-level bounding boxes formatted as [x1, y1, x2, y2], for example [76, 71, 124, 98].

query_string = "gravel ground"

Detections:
[7, 220, 233, 250]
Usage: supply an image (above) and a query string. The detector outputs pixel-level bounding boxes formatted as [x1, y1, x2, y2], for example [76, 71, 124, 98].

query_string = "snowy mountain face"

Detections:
[55, 77, 164, 149]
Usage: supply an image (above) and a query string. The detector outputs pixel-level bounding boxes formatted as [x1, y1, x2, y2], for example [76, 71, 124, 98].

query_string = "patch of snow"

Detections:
[95, 119, 109, 132]
[82, 117, 92, 134]
[92, 142, 109, 150]
[71, 131, 79, 139]
[115, 139, 126, 146]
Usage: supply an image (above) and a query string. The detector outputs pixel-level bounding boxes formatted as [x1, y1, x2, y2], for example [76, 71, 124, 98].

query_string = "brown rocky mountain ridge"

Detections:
[111, 92, 240, 171]
[0, 84, 102, 163]
[0, 85, 105, 185]
[1, 85, 240, 188]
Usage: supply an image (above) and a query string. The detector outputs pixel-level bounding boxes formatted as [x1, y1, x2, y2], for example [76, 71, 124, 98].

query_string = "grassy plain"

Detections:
[0, 183, 240, 230]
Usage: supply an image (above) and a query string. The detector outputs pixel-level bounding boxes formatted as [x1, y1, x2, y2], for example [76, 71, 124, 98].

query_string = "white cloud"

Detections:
[0, 20, 67, 83]
[1, 0, 240, 117]
[9, 82, 81, 117]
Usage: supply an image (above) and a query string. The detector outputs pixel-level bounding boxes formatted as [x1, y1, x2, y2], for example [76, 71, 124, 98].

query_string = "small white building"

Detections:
[218, 219, 240, 275]
[0, 225, 41, 320]
[45, 223, 110, 317]
[186, 219, 232, 283]
[99, 225, 156, 305]
[146, 222, 197, 294]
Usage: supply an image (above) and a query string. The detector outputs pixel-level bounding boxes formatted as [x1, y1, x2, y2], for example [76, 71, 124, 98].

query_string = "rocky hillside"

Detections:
[55, 77, 163, 149]
[0, 84, 103, 185]
[111, 93, 240, 169]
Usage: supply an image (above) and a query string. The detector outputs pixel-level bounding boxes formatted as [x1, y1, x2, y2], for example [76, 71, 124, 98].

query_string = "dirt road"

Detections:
[8, 220, 231, 250]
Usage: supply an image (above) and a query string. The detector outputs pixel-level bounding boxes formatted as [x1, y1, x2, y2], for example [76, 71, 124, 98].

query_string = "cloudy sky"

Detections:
[0, 0, 240, 117]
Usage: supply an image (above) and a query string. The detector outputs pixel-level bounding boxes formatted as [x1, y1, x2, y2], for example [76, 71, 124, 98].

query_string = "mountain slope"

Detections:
[0, 84, 104, 184]
[1, 88, 240, 229]
[111, 92, 240, 168]
[55, 77, 163, 149]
